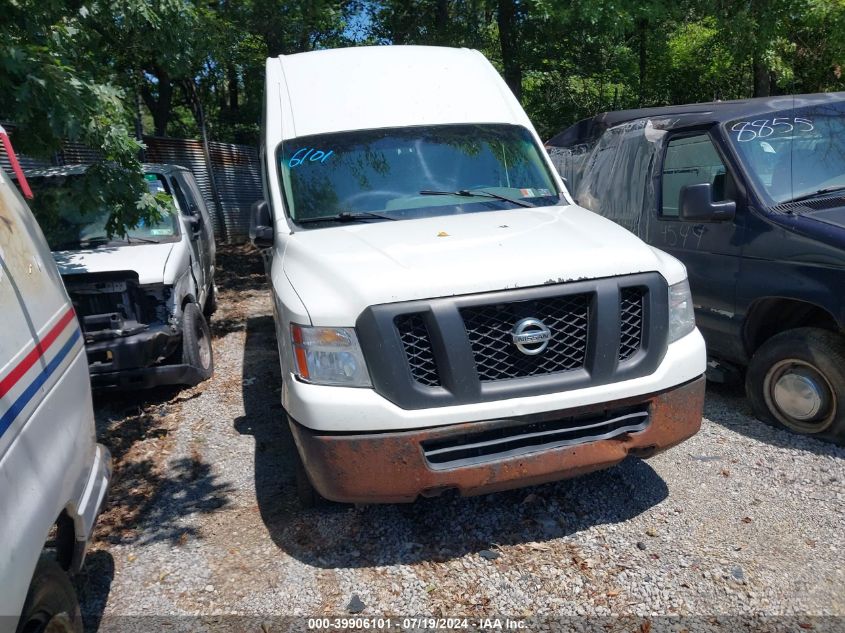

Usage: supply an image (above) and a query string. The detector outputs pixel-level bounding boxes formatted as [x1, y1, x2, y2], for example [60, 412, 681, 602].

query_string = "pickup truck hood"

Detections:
[53, 242, 175, 285]
[283, 205, 685, 325]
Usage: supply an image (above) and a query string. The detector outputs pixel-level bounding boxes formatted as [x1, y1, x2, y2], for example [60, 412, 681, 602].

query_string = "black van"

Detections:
[548, 93, 845, 443]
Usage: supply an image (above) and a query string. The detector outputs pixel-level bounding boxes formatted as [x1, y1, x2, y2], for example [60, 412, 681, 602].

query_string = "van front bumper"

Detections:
[86, 325, 201, 389]
[71, 443, 112, 572]
[290, 375, 705, 504]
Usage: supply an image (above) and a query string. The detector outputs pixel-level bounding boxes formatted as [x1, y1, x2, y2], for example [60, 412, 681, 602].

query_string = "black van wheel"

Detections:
[182, 302, 214, 381]
[746, 327, 845, 442]
[16, 558, 83, 633]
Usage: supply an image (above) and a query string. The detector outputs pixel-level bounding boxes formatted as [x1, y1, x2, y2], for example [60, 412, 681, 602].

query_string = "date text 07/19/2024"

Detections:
[307, 617, 528, 630]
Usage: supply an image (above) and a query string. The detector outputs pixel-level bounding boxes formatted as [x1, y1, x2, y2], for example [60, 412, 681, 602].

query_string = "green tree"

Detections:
[0, 0, 171, 235]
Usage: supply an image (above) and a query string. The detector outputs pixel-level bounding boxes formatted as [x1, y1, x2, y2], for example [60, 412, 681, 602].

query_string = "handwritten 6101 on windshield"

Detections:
[289, 147, 334, 168]
[731, 117, 814, 142]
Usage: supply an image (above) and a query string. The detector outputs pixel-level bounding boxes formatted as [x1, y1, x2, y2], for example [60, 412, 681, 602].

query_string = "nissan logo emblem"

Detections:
[511, 317, 552, 355]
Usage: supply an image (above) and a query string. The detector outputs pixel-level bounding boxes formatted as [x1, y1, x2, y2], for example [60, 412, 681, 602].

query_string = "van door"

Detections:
[0, 174, 81, 451]
[169, 173, 208, 303]
[645, 131, 746, 361]
[180, 172, 215, 267]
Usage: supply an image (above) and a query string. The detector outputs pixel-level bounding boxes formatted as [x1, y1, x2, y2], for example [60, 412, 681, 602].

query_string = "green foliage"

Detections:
[2, 0, 844, 211]
[0, 0, 171, 235]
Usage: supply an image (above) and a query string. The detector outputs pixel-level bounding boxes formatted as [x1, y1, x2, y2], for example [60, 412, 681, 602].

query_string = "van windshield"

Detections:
[277, 124, 561, 224]
[26, 173, 180, 251]
[726, 100, 845, 205]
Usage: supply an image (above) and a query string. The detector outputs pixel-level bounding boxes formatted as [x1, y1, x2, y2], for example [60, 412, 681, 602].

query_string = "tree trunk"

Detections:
[497, 0, 522, 101]
[638, 18, 647, 106]
[752, 53, 770, 97]
[140, 69, 173, 137]
[435, 0, 449, 44]
[227, 64, 239, 114]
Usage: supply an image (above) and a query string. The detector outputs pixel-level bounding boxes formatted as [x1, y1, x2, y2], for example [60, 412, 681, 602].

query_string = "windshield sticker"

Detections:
[730, 117, 815, 142]
[150, 228, 172, 236]
[288, 147, 334, 168]
[519, 188, 551, 197]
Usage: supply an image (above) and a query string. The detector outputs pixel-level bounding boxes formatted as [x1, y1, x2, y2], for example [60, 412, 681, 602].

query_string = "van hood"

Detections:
[282, 205, 686, 325]
[53, 242, 175, 285]
[804, 207, 845, 232]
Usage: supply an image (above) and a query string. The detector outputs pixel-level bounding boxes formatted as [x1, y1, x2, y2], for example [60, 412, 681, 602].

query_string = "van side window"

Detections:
[169, 178, 193, 216]
[661, 134, 728, 217]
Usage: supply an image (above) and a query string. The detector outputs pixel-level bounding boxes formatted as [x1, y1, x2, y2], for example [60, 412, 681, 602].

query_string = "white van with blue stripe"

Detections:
[0, 135, 111, 633]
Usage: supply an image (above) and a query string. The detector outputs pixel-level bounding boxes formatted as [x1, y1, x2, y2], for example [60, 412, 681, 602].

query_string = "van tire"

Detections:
[746, 327, 845, 443]
[182, 302, 213, 382]
[16, 557, 83, 633]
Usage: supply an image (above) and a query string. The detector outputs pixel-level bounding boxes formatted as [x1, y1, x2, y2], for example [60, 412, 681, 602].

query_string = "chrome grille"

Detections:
[395, 314, 440, 386]
[460, 295, 590, 382]
[619, 287, 644, 362]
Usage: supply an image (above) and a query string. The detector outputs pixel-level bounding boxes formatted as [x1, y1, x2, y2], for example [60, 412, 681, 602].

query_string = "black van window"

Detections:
[726, 101, 845, 204]
[575, 119, 657, 234]
[661, 134, 727, 217]
[169, 177, 192, 216]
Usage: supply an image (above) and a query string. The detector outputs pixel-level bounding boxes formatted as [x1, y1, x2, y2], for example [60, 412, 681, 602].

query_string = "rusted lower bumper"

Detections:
[290, 376, 705, 503]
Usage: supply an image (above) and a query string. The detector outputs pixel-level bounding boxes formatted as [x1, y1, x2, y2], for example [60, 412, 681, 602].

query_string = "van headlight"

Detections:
[668, 279, 695, 343]
[290, 324, 372, 387]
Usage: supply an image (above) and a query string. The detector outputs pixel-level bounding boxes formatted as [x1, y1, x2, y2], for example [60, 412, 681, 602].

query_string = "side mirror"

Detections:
[679, 183, 736, 222]
[250, 200, 274, 249]
[186, 213, 203, 236]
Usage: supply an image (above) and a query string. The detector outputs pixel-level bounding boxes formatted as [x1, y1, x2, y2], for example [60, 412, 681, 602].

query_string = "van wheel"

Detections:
[16, 558, 83, 633]
[182, 302, 213, 381]
[746, 327, 845, 443]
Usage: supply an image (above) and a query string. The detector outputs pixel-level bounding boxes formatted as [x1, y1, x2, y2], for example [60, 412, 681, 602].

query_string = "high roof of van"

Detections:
[265, 45, 533, 141]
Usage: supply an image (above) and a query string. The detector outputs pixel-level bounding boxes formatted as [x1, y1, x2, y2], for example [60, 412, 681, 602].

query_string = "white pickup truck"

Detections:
[23, 164, 216, 389]
[252, 45, 707, 504]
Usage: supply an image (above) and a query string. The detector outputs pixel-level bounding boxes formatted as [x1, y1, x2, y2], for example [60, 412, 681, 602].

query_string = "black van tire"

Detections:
[182, 302, 213, 381]
[16, 558, 83, 633]
[746, 327, 845, 442]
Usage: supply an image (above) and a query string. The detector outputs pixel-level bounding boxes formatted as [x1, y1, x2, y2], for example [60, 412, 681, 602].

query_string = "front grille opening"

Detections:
[460, 294, 590, 382]
[619, 287, 645, 362]
[421, 406, 649, 469]
[395, 313, 441, 387]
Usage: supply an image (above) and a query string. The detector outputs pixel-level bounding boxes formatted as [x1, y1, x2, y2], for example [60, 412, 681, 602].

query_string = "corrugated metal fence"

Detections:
[0, 127, 261, 243]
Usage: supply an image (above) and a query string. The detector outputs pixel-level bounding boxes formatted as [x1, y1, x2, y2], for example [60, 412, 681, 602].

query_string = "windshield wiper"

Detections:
[296, 211, 397, 225]
[53, 236, 111, 251]
[125, 235, 161, 244]
[783, 185, 845, 204]
[419, 189, 535, 208]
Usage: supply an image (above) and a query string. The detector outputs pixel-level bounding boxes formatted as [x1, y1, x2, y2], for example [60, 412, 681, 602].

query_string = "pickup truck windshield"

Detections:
[26, 173, 179, 251]
[277, 124, 560, 224]
[726, 100, 845, 205]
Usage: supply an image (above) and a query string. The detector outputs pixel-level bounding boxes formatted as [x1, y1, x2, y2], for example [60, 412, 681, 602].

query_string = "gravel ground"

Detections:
[75, 245, 845, 630]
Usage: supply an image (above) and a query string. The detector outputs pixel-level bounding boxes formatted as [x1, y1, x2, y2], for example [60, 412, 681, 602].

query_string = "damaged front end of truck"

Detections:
[63, 271, 202, 389]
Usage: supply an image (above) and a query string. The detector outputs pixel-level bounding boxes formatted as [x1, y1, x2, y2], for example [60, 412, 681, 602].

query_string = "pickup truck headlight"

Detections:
[290, 324, 372, 387]
[668, 279, 696, 343]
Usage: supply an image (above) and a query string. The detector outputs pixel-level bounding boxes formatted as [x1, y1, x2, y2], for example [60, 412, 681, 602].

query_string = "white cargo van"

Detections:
[0, 161, 110, 631]
[253, 46, 707, 504]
